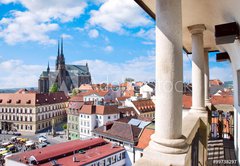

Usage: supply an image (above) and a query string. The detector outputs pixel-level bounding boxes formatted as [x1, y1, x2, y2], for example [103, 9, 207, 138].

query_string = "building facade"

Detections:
[67, 95, 84, 140]
[0, 90, 68, 133]
[79, 105, 120, 139]
[38, 39, 92, 94]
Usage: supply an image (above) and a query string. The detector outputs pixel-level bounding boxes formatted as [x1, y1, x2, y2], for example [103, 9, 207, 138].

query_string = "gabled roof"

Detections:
[95, 105, 119, 115]
[79, 104, 95, 114]
[79, 84, 93, 91]
[93, 121, 142, 143]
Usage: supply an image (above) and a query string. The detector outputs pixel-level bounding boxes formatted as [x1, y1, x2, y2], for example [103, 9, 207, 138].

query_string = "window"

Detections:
[29, 109, 32, 114]
[30, 117, 32, 122]
[25, 116, 28, 121]
[122, 152, 125, 159]
[30, 125, 32, 130]
[106, 157, 111, 166]
[21, 125, 23, 129]
[25, 125, 27, 130]
[108, 116, 110, 119]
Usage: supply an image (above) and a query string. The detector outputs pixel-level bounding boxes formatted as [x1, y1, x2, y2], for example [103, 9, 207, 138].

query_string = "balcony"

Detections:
[133, 0, 240, 165]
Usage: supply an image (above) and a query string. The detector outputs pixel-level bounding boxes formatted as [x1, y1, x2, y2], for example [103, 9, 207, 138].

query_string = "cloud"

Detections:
[89, 0, 152, 33]
[104, 45, 113, 52]
[0, 0, 87, 44]
[135, 28, 155, 41]
[61, 33, 72, 39]
[49, 56, 56, 60]
[0, 59, 45, 88]
[210, 66, 233, 81]
[0, 0, 16, 4]
[72, 55, 155, 83]
[88, 29, 99, 38]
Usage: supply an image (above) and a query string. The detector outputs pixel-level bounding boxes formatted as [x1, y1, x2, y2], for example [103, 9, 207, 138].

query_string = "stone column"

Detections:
[136, 0, 188, 165]
[188, 24, 206, 112]
[204, 48, 211, 105]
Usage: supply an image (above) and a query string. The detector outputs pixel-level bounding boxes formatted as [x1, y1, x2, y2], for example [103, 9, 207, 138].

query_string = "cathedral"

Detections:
[38, 39, 92, 94]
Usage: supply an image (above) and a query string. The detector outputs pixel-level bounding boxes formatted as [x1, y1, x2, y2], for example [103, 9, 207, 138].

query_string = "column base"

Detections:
[190, 106, 206, 113]
[135, 144, 190, 166]
[150, 134, 189, 154]
[205, 99, 211, 107]
[134, 135, 189, 166]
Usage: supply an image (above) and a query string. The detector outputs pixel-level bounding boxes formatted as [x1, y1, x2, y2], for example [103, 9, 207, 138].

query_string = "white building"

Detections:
[82, 90, 121, 104]
[139, 83, 155, 99]
[79, 104, 120, 139]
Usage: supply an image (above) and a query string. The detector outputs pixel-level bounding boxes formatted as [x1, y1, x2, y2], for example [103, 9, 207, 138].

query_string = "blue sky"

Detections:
[0, 0, 232, 88]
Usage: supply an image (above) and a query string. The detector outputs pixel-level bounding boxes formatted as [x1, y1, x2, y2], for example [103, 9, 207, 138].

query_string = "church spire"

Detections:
[58, 39, 60, 56]
[61, 37, 64, 56]
[47, 62, 50, 73]
[56, 40, 60, 70]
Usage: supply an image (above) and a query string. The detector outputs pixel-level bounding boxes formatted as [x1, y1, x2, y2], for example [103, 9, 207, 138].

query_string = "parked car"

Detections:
[38, 136, 47, 143]
[13, 132, 21, 136]
[38, 142, 48, 148]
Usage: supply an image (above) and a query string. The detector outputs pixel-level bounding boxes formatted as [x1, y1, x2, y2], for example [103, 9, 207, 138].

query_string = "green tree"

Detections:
[49, 83, 58, 93]
[62, 123, 67, 130]
[125, 78, 134, 83]
[72, 88, 79, 96]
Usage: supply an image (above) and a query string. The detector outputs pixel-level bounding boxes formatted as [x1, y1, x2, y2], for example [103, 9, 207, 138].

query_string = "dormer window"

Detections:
[0, 99, 3, 103]
[7, 99, 12, 103]
[16, 100, 21, 104]
[26, 100, 31, 104]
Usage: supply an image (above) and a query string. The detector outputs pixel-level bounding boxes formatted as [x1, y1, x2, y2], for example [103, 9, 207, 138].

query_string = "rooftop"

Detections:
[7, 138, 124, 166]
[0, 91, 68, 106]
[93, 121, 142, 143]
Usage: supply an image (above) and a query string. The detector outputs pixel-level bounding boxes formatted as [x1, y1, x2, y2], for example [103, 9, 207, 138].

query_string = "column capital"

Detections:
[188, 24, 206, 35]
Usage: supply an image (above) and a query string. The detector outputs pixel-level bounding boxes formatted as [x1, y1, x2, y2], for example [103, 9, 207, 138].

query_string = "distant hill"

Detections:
[0, 87, 37, 93]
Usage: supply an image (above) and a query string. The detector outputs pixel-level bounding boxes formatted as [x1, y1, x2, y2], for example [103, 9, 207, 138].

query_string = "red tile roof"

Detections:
[210, 79, 223, 86]
[182, 95, 192, 109]
[93, 121, 142, 143]
[81, 90, 109, 97]
[123, 90, 135, 97]
[79, 105, 119, 115]
[69, 95, 83, 102]
[211, 95, 233, 105]
[79, 104, 95, 114]
[8, 138, 105, 164]
[0, 91, 68, 106]
[40, 143, 124, 166]
[8, 138, 124, 166]
[132, 99, 155, 113]
[116, 96, 130, 102]
[79, 84, 93, 91]
[95, 105, 119, 115]
[135, 128, 154, 150]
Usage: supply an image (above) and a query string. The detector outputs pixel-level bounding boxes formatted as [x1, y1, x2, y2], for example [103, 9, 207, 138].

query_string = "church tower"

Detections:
[56, 38, 67, 90]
